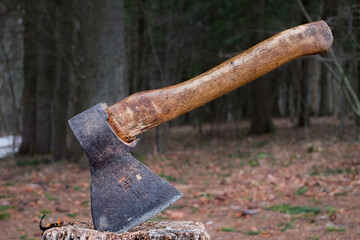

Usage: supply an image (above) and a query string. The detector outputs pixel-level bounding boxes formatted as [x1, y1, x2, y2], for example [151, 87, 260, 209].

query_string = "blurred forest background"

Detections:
[0, 0, 359, 160]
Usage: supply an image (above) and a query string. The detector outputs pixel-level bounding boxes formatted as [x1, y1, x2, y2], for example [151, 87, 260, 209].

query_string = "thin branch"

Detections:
[296, 0, 360, 116]
[296, 0, 313, 22]
[0, 74, 4, 93]
[142, 6, 165, 84]
[329, 50, 360, 112]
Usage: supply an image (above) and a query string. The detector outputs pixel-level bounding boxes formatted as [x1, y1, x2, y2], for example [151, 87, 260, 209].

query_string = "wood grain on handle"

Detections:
[107, 21, 333, 142]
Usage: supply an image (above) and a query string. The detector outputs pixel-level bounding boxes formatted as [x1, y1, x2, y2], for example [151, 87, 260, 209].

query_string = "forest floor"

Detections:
[1, 117, 360, 240]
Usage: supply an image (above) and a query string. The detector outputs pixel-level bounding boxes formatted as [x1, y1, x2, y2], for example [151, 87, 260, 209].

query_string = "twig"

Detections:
[39, 215, 64, 232]
[296, 0, 312, 22]
[142, 3, 165, 84]
[39, 215, 47, 231]
[296, 0, 360, 117]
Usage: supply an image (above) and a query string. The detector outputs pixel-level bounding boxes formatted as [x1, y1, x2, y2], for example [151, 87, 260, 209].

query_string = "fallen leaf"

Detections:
[164, 210, 184, 219]
[249, 226, 258, 232]
[235, 212, 243, 218]
[260, 231, 272, 238]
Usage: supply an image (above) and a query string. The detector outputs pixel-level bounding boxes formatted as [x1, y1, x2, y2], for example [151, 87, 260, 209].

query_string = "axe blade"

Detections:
[68, 103, 182, 233]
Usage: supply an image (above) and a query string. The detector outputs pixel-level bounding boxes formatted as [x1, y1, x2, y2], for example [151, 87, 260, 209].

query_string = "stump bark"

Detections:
[42, 221, 210, 240]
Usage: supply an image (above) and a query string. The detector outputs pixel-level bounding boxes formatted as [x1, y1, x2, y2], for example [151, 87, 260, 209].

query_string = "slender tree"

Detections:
[52, 0, 73, 160]
[19, 0, 38, 155]
[249, 0, 275, 134]
[70, 0, 128, 160]
[298, 59, 310, 127]
[35, 0, 57, 153]
[73, 0, 128, 109]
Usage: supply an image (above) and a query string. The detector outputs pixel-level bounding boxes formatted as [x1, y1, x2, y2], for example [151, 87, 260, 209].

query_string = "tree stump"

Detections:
[42, 221, 210, 240]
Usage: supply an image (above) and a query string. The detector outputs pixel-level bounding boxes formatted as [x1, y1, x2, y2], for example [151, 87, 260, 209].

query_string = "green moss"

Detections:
[245, 230, 260, 235]
[0, 212, 11, 220]
[0, 195, 11, 198]
[294, 186, 308, 195]
[265, 205, 320, 215]
[257, 152, 267, 158]
[73, 186, 82, 191]
[278, 221, 293, 232]
[38, 209, 51, 218]
[249, 159, 260, 167]
[20, 234, 28, 240]
[45, 193, 58, 201]
[0, 205, 13, 211]
[325, 206, 336, 214]
[67, 213, 78, 218]
[159, 173, 177, 182]
[325, 226, 346, 232]
[221, 227, 236, 232]
[82, 200, 89, 207]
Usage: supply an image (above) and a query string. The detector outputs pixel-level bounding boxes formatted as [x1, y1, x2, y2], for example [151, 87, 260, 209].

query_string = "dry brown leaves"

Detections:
[1, 117, 360, 239]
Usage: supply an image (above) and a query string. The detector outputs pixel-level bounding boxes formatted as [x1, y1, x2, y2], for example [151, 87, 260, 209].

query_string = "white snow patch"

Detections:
[0, 135, 21, 158]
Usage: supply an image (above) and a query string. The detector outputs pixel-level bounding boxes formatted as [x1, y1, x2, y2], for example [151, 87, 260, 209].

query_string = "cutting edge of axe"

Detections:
[68, 20, 333, 233]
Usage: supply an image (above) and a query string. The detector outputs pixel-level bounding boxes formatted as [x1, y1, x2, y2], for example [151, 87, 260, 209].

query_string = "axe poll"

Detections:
[68, 21, 333, 233]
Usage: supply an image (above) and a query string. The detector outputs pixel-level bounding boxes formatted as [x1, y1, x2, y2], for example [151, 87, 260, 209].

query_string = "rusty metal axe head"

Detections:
[68, 103, 182, 233]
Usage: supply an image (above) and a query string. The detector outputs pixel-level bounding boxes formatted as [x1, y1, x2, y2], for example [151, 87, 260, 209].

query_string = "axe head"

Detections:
[68, 103, 182, 233]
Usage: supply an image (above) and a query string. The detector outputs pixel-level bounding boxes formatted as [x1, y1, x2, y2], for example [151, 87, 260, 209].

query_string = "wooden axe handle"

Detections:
[107, 21, 333, 142]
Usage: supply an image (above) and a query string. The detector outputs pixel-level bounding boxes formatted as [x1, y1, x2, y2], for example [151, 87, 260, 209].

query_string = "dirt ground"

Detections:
[1, 117, 360, 240]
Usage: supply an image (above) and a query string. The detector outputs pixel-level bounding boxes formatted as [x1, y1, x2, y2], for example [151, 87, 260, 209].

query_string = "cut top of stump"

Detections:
[42, 221, 210, 240]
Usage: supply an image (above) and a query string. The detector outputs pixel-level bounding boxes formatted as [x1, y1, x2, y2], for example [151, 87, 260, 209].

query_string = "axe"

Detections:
[68, 21, 332, 233]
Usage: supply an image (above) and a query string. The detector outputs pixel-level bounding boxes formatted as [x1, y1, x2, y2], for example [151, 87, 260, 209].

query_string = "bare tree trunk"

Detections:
[356, 59, 360, 128]
[355, 8, 360, 129]
[129, 0, 145, 94]
[250, 74, 276, 134]
[72, 0, 89, 114]
[87, 0, 128, 106]
[338, 94, 346, 137]
[156, 122, 169, 153]
[52, 0, 72, 160]
[308, 0, 323, 116]
[73, 0, 127, 110]
[35, 0, 57, 154]
[309, 58, 321, 115]
[249, 0, 275, 134]
[142, 1, 172, 153]
[319, 69, 333, 116]
[70, 0, 128, 161]
[298, 59, 310, 127]
[288, 63, 298, 121]
[19, 0, 38, 155]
